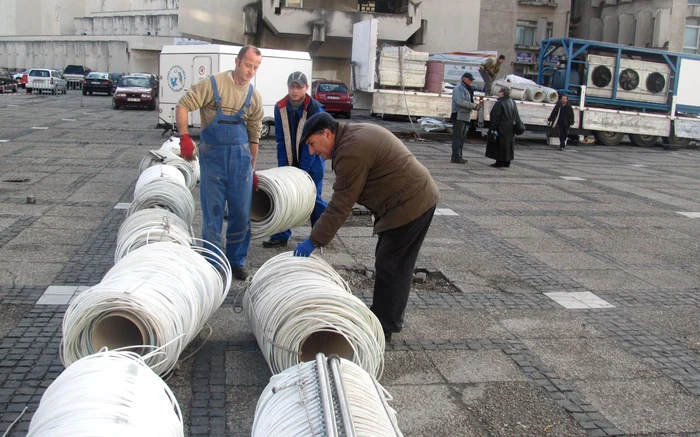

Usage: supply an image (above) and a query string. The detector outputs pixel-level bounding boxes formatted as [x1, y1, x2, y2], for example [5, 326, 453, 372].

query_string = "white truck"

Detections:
[157, 44, 312, 138]
[351, 19, 700, 147]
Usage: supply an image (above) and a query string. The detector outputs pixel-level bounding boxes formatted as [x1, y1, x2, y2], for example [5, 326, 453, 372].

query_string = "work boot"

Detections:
[262, 238, 288, 248]
[232, 265, 249, 281]
[451, 158, 467, 164]
[384, 332, 392, 343]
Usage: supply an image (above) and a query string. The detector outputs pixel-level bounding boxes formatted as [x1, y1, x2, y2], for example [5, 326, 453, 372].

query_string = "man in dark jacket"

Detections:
[263, 71, 327, 247]
[292, 112, 440, 341]
[548, 94, 575, 150]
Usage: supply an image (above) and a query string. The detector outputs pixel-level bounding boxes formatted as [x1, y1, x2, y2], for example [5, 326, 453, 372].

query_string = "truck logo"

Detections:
[167, 65, 186, 92]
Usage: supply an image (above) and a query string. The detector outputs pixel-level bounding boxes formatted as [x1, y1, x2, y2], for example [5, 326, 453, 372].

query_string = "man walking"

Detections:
[176, 45, 264, 280]
[262, 71, 327, 248]
[548, 94, 575, 150]
[292, 112, 440, 342]
[479, 54, 505, 96]
[451, 72, 480, 164]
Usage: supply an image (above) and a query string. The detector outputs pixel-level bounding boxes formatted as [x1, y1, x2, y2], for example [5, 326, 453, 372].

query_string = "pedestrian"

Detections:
[486, 86, 520, 168]
[451, 72, 481, 164]
[292, 112, 440, 342]
[175, 45, 265, 280]
[262, 71, 328, 248]
[479, 54, 505, 96]
[548, 94, 575, 150]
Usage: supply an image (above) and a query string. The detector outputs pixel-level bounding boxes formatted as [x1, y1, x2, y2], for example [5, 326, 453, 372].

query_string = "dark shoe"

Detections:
[232, 265, 249, 280]
[490, 162, 504, 168]
[384, 332, 392, 342]
[559, 146, 565, 151]
[262, 239, 288, 248]
[503, 161, 510, 168]
[451, 158, 467, 164]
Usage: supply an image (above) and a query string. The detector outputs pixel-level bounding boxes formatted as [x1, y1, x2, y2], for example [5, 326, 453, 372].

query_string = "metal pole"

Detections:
[328, 356, 357, 437]
[315, 354, 338, 437]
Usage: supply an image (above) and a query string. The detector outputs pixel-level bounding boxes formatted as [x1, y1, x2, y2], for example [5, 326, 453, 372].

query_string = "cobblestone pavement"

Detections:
[1, 92, 700, 436]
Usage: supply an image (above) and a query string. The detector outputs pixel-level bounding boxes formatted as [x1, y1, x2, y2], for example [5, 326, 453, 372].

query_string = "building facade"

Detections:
[570, 0, 700, 54]
[0, 0, 571, 83]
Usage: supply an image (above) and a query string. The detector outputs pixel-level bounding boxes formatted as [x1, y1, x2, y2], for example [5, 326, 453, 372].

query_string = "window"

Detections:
[684, 17, 700, 54]
[515, 20, 552, 47]
[689, 0, 700, 4]
[285, 0, 302, 7]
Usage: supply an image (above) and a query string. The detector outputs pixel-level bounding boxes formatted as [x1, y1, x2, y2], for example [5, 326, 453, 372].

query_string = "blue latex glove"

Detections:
[293, 239, 316, 257]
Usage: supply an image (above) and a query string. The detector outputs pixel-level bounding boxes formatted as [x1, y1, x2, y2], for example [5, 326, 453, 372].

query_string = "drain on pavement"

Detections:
[3, 176, 30, 183]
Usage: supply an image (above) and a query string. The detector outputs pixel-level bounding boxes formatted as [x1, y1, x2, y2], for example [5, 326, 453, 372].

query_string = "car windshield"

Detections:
[119, 77, 150, 88]
[0, 69, 10, 79]
[64, 66, 84, 75]
[29, 70, 50, 77]
[318, 83, 348, 93]
[111, 73, 123, 80]
[87, 73, 109, 79]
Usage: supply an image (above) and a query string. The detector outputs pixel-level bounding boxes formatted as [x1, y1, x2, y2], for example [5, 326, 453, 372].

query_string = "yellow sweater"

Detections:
[178, 71, 264, 143]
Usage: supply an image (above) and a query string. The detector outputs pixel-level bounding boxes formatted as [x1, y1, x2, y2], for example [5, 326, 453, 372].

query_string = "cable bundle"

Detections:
[127, 178, 196, 225]
[250, 167, 318, 240]
[134, 165, 186, 198]
[115, 209, 194, 263]
[252, 353, 402, 437]
[243, 252, 385, 378]
[28, 350, 183, 437]
[139, 138, 200, 191]
[61, 241, 231, 376]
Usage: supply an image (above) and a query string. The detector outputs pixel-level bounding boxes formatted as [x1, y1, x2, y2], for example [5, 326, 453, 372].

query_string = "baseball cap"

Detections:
[287, 71, 308, 86]
[462, 72, 475, 81]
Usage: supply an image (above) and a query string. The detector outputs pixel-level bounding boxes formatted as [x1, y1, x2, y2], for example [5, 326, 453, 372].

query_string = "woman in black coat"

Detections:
[486, 86, 519, 168]
[548, 94, 575, 150]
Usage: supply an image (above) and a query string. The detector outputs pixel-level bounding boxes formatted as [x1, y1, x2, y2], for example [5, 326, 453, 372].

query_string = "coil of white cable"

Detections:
[252, 353, 402, 437]
[134, 164, 187, 198]
[250, 167, 317, 240]
[139, 147, 200, 191]
[127, 178, 196, 225]
[28, 350, 183, 437]
[115, 209, 194, 263]
[243, 252, 385, 378]
[61, 241, 231, 376]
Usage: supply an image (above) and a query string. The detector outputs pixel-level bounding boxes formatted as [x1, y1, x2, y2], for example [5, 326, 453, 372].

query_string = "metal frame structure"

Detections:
[537, 38, 700, 114]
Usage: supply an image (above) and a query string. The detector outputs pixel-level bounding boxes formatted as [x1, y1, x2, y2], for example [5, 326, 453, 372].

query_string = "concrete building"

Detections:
[570, 0, 700, 54]
[0, 0, 571, 82]
[0, 0, 182, 73]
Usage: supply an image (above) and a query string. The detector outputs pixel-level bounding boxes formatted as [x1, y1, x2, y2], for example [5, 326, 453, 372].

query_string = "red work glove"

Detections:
[253, 171, 259, 191]
[180, 134, 195, 161]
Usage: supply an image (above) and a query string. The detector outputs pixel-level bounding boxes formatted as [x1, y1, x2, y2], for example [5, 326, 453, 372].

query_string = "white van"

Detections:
[158, 44, 312, 138]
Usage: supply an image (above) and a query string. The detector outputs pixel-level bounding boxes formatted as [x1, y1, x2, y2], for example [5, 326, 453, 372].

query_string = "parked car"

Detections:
[63, 65, 91, 89]
[109, 72, 125, 93]
[21, 73, 29, 88]
[112, 75, 157, 110]
[131, 73, 159, 97]
[12, 70, 28, 87]
[26, 69, 67, 95]
[82, 72, 114, 95]
[0, 68, 19, 93]
[311, 79, 352, 119]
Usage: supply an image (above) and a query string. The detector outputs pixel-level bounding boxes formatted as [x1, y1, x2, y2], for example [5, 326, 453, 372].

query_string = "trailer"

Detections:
[157, 44, 312, 138]
[479, 38, 700, 147]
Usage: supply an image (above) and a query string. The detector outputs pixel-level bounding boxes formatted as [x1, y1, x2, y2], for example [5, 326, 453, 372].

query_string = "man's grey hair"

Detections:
[500, 86, 511, 98]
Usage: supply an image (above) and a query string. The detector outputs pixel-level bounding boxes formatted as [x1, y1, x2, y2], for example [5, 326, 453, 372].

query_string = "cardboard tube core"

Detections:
[92, 313, 147, 354]
[300, 331, 354, 363]
[251, 190, 272, 221]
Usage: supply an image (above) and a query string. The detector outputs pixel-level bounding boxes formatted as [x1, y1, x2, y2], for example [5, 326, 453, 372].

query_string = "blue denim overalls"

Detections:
[199, 75, 254, 267]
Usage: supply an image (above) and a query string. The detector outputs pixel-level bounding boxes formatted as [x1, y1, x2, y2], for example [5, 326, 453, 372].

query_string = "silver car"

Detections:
[26, 69, 67, 95]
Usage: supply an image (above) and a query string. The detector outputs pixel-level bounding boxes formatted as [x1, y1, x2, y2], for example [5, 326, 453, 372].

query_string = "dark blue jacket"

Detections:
[274, 95, 325, 177]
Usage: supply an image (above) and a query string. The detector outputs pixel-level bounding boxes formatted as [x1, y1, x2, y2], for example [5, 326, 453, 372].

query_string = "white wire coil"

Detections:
[127, 178, 196, 225]
[134, 165, 186, 198]
[61, 241, 231, 376]
[243, 252, 385, 378]
[139, 140, 200, 191]
[115, 209, 194, 263]
[28, 350, 183, 437]
[250, 167, 318, 240]
[252, 354, 402, 437]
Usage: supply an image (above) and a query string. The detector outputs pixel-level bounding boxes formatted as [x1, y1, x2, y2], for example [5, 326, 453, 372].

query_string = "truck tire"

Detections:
[629, 134, 659, 147]
[594, 131, 625, 146]
[662, 136, 691, 148]
[260, 122, 271, 139]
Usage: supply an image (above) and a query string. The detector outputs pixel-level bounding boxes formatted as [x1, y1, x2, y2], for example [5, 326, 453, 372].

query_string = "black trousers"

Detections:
[558, 124, 568, 148]
[371, 205, 436, 334]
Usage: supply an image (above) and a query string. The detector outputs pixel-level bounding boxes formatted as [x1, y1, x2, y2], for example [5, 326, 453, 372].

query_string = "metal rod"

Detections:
[328, 355, 357, 437]
[315, 353, 338, 437]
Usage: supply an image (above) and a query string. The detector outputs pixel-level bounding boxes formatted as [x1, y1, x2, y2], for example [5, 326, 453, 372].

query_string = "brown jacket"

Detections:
[310, 123, 440, 247]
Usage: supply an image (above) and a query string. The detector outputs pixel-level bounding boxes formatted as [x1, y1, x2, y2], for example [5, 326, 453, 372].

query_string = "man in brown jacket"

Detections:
[292, 112, 440, 341]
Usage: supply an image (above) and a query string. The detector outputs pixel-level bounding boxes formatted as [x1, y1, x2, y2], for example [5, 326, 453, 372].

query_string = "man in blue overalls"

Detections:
[175, 45, 265, 280]
[263, 71, 327, 248]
